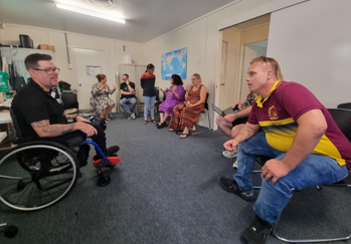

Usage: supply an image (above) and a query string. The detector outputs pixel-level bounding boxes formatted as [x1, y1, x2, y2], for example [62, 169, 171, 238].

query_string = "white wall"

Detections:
[268, 0, 351, 107]
[143, 0, 274, 126]
[0, 25, 146, 110]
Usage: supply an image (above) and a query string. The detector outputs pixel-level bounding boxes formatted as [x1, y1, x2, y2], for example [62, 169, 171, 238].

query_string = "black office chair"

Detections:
[253, 108, 351, 243]
[191, 92, 212, 135]
[337, 102, 351, 110]
[61, 91, 94, 118]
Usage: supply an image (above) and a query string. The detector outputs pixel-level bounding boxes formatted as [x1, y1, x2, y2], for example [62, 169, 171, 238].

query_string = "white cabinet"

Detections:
[117, 64, 146, 112]
[0, 46, 54, 65]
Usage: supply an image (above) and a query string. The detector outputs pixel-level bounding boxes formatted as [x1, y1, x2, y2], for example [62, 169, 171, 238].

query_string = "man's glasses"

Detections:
[32, 68, 60, 74]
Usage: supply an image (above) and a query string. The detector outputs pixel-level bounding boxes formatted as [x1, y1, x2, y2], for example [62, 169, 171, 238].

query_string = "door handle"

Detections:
[79, 84, 82, 87]
[220, 83, 225, 86]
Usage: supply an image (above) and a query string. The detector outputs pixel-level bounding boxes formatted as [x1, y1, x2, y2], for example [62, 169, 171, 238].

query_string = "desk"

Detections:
[0, 112, 11, 124]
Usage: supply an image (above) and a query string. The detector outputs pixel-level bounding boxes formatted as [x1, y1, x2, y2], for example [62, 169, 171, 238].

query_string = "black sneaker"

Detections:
[241, 216, 273, 244]
[93, 145, 120, 160]
[219, 177, 255, 202]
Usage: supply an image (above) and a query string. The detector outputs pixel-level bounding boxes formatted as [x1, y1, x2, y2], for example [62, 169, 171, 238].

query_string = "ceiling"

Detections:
[0, 0, 240, 43]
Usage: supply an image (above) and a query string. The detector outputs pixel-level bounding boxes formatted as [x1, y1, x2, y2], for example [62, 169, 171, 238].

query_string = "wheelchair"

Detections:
[0, 108, 121, 211]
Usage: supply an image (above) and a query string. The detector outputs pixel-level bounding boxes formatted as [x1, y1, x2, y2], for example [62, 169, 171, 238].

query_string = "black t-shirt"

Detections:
[11, 79, 67, 139]
[120, 81, 136, 99]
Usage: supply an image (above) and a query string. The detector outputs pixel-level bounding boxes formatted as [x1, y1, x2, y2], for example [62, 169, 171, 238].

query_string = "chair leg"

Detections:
[272, 213, 351, 243]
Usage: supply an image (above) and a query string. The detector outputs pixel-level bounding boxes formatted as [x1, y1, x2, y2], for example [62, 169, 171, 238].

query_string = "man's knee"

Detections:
[261, 176, 294, 196]
[131, 98, 137, 105]
[216, 115, 224, 125]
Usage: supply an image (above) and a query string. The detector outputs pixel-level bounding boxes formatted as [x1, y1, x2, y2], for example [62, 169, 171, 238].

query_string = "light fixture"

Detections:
[55, 3, 125, 24]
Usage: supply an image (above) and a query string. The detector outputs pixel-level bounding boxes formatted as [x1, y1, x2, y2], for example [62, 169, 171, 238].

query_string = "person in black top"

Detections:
[119, 73, 136, 120]
[140, 63, 157, 124]
[11, 53, 119, 167]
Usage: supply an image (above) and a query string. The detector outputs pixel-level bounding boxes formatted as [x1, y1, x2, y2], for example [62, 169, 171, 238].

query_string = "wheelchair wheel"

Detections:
[0, 141, 79, 211]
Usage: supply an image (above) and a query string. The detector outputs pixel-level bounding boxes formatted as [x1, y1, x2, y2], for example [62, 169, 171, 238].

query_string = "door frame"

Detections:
[71, 46, 110, 109]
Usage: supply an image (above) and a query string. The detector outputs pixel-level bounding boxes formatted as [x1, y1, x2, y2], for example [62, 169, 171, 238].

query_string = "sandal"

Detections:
[180, 133, 189, 139]
[169, 128, 175, 132]
[143, 120, 148, 124]
[152, 119, 157, 124]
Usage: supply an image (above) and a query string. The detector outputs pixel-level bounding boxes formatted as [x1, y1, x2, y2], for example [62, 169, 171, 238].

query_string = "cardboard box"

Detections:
[38, 44, 55, 52]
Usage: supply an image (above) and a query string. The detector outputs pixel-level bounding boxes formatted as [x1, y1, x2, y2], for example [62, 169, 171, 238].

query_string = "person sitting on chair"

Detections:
[119, 73, 137, 120]
[90, 74, 118, 122]
[157, 74, 185, 129]
[168, 73, 207, 139]
[11, 53, 120, 167]
[216, 92, 256, 160]
[219, 56, 351, 244]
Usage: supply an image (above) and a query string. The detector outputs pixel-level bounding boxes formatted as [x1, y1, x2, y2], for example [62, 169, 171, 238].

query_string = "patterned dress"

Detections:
[90, 83, 116, 116]
[169, 85, 205, 131]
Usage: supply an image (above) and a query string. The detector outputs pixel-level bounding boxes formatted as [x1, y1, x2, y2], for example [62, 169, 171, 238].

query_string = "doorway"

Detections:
[72, 47, 109, 109]
[239, 41, 267, 101]
[216, 14, 270, 110]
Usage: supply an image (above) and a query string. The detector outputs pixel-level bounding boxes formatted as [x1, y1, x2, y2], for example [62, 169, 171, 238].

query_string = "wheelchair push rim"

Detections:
[0, 142, 78, 211]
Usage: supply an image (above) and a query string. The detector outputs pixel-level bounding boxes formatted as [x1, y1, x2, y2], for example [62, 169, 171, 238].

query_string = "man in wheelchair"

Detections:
[219, 56, 351, 244]
[11, 53, 120, 167]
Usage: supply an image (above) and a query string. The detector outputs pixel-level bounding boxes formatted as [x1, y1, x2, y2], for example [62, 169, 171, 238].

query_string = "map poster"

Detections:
[161, 47, 187, 80]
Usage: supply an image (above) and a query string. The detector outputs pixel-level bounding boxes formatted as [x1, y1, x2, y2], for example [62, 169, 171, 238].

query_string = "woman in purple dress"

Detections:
[157, 74, 185, 128]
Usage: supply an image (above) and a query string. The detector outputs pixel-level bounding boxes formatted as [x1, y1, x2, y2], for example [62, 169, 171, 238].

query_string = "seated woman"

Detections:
[157, 74, 185, 128]
[90, 74, 118, 121]
[169, 73, 207, 139]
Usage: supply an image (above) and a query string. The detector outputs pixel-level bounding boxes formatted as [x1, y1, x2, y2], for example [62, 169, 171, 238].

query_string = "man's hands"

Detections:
[224, 114, 236, 123]
[76, 122, 97, 137]
[262, 159, 291, 184]
[231, 102, 243, 110]
[76, 116, 90, 123]
[223, 139, 239, 152]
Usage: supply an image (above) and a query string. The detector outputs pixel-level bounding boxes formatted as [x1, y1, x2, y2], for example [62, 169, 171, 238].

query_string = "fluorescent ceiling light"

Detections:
[55, 3, 125, 24]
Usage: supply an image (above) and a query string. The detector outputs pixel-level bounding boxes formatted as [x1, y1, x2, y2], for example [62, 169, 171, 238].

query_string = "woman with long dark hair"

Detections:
[141, 63, 157, 124]
[157, 74, 185, 128]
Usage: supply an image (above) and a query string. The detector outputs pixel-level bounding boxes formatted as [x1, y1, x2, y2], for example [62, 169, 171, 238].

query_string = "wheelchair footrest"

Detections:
[93, 156, 121, 168]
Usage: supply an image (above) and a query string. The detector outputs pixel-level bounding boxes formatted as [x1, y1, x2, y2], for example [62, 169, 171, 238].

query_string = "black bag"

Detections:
[19, 35, 33, 48]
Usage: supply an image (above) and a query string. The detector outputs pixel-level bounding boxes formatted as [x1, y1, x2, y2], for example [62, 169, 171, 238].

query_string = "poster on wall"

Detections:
[161, 47, 187, 80]
[86, 65, 102, 76]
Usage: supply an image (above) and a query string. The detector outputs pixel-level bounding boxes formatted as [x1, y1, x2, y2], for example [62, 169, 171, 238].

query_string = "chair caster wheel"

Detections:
[97, 176, 111, 187]
[17, 180, 25, 191]
[4, 225, 19, 238]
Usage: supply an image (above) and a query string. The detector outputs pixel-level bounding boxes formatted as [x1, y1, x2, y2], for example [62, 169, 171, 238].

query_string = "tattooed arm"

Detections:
[31, 120, 97, 138]
[223, 123, 260, 152]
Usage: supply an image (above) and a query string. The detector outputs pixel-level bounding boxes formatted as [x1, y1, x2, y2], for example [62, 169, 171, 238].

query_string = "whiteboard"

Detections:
[267, 0, 351, 108]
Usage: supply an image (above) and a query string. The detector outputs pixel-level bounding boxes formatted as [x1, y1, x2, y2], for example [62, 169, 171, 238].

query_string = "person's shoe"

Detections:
[128, 114, 132, 120]
[219, 177, 255, 202]
[93, 155, 121, 167]
[93, 145, 120, 160]
[157, 121, 167, 129]
[222, 150, 237, 159]
[241, 216, 273, 244]
[130, 113, 136, 120]
[233, 159, 238, 169]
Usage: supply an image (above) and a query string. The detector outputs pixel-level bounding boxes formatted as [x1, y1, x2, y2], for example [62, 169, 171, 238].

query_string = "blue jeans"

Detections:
[234, 132, 349, 224]
[143, 96, 156, 120]
[120, 97, 137, 115]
